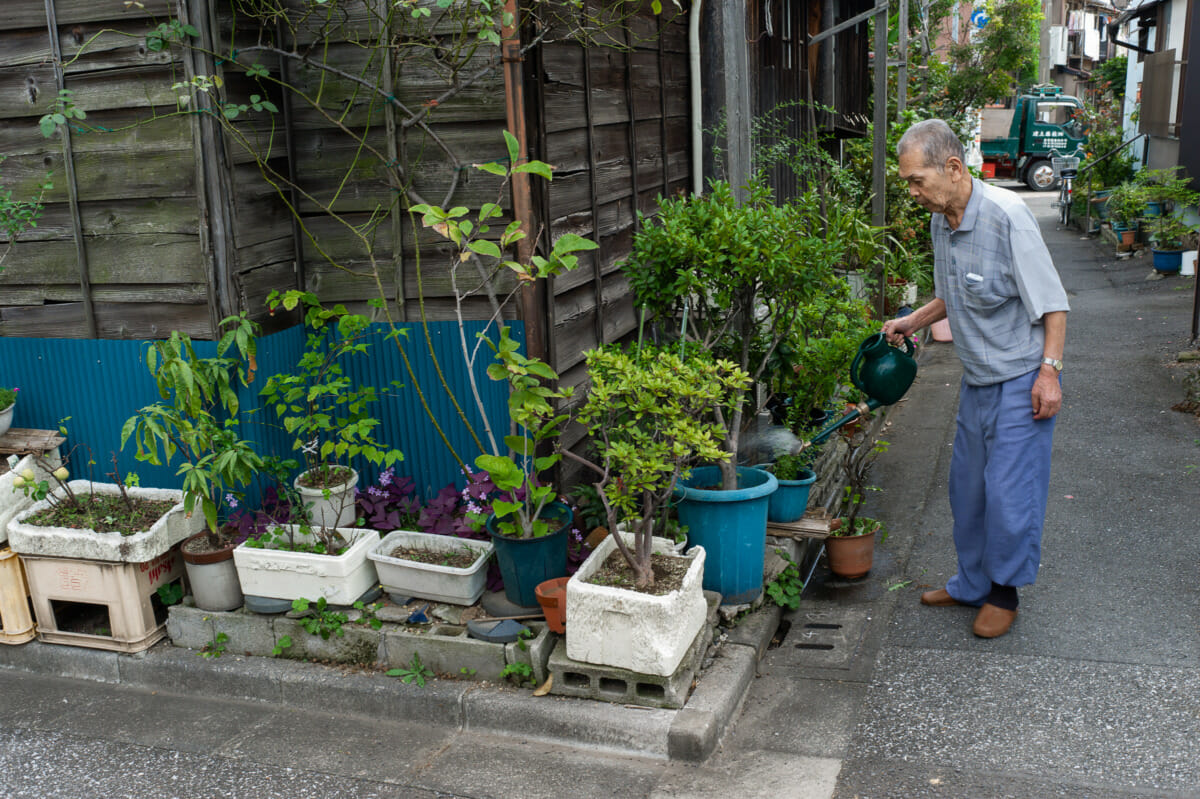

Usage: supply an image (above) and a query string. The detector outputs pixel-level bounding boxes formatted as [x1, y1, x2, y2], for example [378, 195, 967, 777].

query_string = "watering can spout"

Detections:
[793, 333, 917, 453]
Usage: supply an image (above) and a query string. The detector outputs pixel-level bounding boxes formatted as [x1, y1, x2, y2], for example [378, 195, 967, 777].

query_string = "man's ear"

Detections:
[946, 156, 966, 181]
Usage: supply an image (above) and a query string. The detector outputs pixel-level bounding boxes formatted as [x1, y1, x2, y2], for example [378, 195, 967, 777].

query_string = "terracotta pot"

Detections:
[535, 576, 569, 634]
[825, 519, 875, 579]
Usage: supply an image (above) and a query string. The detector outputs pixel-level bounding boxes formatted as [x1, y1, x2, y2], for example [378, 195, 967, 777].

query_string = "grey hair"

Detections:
[897, 119, 965, 172]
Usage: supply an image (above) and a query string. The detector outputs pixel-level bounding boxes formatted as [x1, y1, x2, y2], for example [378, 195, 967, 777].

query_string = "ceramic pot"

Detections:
[294, 467, 358, 529]
[825, 519, 875, 579]
[181, 531, 244, 612]
[535, 576, 568, 634]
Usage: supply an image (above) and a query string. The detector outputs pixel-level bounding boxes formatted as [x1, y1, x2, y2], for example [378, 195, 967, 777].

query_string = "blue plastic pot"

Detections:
[1152, 248, 1184, 273]
[487, 501, 573, 608]
[767, 468, 816, 523]
[674, 466, 778, 605]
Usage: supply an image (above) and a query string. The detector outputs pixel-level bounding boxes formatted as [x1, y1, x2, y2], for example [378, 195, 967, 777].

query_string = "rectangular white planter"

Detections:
[233, 526, 378, 605]
[0, 455, 57, 547]
[566, 532, 707, 677]
[367, 530, 492, 605]
[8, 481, 199, 563]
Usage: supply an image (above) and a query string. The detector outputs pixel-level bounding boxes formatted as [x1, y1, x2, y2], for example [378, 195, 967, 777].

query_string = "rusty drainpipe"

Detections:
[501, 0, 547, 364]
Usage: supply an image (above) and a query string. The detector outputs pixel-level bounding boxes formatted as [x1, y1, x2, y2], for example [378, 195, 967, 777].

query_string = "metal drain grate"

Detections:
[772, 607, 870, 669]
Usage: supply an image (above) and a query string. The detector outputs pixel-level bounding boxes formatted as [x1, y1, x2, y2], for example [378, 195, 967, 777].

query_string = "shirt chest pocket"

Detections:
[961, 273, 1011, 314]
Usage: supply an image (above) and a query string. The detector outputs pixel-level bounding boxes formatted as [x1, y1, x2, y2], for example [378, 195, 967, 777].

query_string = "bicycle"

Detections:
[1049, 147, 1084, 229]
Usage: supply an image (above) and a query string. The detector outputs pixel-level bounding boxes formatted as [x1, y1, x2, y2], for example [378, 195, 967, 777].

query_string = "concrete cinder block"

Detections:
[270, 616, 384, 666]
[383, 624, 507, 681]
[211, 609, 277, 658]
[504, 622, 554, 685]
[166, 604, 215, 651]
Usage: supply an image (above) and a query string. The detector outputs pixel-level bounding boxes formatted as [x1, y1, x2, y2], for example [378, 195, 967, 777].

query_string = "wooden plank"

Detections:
[236, 260, 298, 318]
[0, 302, 87, 337]
[0, 429, 66, 456]
[5, 198, 200, 241]
[0, 0, 171, 31]
[0, 235, 203, 285]
[94, 301, 212, 339]
[0, 282, 208, 306]
[0, 147, 197, 205]
[0, 65, 179, 121]
[767, 510, 833, 541]
[0, 111, 193, 158]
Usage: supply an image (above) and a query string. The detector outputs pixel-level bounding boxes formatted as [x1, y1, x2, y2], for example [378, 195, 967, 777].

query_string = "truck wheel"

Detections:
[1024, 160, 1058, 191]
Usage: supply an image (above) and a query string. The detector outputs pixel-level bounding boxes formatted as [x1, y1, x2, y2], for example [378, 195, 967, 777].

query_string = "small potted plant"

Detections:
[260, 290, 404, 529]
[0, 387, 17, 438]
[1106, 181, 1145, 245]
[562, 344, 742, 676]
[825, 436, 889, 580]
[472, 326, 574, 609]
[122, 317, 267, 612]
[362, 469, 494, 605]
[766, 452, 817, 524]
[7, 445, 196, 652]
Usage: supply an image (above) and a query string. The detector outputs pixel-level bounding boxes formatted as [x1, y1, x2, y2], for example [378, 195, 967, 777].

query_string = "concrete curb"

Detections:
[0, 602, 782, 761]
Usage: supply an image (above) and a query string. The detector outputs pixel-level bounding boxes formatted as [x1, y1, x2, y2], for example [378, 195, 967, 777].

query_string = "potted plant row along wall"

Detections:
[368, 530, 493, 605]
[562, 346, 739, 676]
[233, 523, 379, 605]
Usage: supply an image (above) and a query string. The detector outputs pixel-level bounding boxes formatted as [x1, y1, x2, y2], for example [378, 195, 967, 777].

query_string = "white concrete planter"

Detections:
[233, 525, 378, 604]
[0, 454, 58, 546]
[8, 481, 199, 563]
[367, 530, 492, 605]
[294, 468, 358, 530]
[566, 531, 707, 677]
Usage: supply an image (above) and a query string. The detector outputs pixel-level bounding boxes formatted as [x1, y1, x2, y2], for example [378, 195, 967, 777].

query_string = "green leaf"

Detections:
[513, 161, 553, 181]
[475, 161, 508, 177]
[468, 239, 502, 259]
[503, 130, 520, 169]
[552, 233, 599, 255]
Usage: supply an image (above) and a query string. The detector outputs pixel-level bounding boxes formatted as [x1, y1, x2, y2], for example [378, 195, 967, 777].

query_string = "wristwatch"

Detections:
[1041, 357, 1063, 373]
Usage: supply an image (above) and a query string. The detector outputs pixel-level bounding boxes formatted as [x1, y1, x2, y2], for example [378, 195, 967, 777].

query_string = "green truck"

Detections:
[980, 86, 1087, 192]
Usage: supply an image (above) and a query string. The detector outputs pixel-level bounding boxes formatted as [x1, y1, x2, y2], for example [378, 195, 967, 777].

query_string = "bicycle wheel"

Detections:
[1059, 182, 1071, 226]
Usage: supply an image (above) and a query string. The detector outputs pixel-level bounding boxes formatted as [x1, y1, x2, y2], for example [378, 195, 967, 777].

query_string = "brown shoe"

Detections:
[920, 588, 965, 607]
[973, 604, 1018, 638]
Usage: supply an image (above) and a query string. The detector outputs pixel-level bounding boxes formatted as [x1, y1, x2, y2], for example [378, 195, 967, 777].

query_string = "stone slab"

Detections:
[504, 621, 555, 685]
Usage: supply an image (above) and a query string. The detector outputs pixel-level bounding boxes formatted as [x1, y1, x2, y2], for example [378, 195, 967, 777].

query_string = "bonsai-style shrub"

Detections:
[623, 180, 843, 489]
[832, 433, 889, 540]
[562, 344, 749, 589]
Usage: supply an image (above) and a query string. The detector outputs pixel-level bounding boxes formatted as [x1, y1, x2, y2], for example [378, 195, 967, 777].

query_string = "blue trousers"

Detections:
[946, 368, 1057, 604]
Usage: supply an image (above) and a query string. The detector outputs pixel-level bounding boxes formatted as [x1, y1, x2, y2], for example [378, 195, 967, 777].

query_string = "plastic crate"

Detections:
[0, 548, 35, 645]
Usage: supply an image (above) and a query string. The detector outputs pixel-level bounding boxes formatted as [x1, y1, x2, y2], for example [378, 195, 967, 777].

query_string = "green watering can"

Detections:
[800, 333, 918, 450]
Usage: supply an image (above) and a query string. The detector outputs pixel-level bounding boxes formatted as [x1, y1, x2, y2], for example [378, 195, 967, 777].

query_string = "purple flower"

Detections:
[224, 493, 238, 509]
[379, 467, 394, 487]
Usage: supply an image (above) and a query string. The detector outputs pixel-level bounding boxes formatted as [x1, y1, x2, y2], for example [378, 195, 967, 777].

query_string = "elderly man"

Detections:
[882, 119, 1069, 639]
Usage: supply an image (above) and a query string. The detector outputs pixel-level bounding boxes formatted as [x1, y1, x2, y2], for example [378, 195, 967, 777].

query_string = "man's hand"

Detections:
[1031, 369, 1062, 420]
[881, 316, 917, 347]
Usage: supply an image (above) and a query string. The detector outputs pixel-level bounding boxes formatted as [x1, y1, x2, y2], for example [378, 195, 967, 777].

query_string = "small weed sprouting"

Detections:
[272, 635, 293, 657]
[764, 549, 804, 610]
[352, 600, 384, 631]
[516, 627, 535, 652]
[156, 582, 184, 607]
[500, 662, 534, 686]
[200, 632, 229, 659]
[459, 666, 477, 677]
[387, 652, 434, 687]
[292, 597, 348, 640]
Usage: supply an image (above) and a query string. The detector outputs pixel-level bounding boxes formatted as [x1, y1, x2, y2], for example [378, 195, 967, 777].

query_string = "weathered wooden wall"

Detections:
[0, 0, 214, 339]
[532, 9, 692, 396]
[0, 1, 692, 349]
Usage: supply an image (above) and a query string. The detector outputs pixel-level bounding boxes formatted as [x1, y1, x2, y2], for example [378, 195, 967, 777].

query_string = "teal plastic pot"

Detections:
[767, 468, 816, 523]
[674, 466, 778, 605]
[1152, 248, 1183, 273]
[487, 501, 572, 608]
